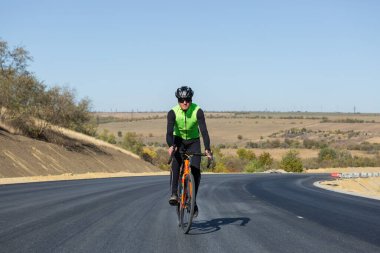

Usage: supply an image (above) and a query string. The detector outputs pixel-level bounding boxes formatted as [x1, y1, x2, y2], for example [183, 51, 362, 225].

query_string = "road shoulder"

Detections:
[314, 177, 380, 201]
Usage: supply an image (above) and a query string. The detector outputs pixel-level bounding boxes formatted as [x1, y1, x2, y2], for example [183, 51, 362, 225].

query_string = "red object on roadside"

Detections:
[331, 172, 341, 178]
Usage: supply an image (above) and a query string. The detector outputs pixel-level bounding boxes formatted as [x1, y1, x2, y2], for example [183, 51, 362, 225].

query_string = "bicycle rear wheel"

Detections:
[179, 173, 195, 234]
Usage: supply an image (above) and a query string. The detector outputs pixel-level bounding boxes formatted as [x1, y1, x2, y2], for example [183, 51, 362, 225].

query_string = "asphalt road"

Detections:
[0, 174, 379, 253]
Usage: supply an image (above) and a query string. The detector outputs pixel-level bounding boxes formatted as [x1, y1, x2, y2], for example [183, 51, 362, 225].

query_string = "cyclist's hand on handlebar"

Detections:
[167, 145, 177, 165]
[205, 150, 213, 168]
[168, 145, 177, 156]
[205, 149, 213, 160]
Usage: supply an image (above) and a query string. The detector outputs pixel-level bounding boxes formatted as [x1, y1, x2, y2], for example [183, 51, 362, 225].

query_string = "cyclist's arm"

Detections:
[197, 109, 211, 151]
[166, 110, 176, 147]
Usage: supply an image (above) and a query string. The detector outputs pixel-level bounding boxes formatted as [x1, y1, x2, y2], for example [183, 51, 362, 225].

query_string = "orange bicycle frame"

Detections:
[180, 159, 192, 208]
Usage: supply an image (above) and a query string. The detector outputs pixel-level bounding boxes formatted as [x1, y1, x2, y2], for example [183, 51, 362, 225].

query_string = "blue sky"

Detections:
[1, 0, 379, 112]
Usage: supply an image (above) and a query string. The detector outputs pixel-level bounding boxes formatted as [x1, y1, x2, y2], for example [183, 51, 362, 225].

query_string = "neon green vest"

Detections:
[172, 103, 200, 140]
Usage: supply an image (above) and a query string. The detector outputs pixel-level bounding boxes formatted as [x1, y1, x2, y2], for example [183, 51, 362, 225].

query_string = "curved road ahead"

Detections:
[0, 174, 379, 253]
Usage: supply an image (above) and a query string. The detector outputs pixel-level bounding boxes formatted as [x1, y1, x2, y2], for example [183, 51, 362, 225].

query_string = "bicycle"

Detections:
[168, 149, 211, 234]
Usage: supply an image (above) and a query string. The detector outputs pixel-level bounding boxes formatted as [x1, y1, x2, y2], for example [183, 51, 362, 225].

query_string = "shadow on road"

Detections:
[189, 217, 250, 235]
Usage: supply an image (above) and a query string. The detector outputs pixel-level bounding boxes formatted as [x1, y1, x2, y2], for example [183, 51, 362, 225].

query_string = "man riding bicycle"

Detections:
[167, 86, 212, 217]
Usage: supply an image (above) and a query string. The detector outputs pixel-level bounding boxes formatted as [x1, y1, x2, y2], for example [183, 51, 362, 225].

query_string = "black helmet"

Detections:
[175, 86, 194, 99]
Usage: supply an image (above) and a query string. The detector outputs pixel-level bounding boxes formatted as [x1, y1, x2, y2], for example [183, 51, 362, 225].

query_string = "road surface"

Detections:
[0, 174, 379, 252]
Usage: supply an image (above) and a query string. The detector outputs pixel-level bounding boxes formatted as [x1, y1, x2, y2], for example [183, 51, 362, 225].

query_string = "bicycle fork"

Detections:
[180, 159, 191, 209]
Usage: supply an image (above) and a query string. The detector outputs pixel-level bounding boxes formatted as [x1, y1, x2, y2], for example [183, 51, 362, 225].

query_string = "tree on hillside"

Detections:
[0, 40, 32, 75]
[0, 38, 96, 138]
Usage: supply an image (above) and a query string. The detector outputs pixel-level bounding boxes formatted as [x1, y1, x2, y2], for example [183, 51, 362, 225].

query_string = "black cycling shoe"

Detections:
[169, 193, 178, 206]
[194, 204, 199, 217]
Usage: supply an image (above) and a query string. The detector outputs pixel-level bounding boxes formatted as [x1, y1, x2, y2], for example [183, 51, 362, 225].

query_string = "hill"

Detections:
[0, 126, 159, 181]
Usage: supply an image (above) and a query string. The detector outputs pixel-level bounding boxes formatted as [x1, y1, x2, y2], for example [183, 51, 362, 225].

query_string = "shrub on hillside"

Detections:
[155, 148, 171, 170]
[245, 159, 265, 173]
[280, 150, 303, 172]
[243, 151, 274, 173]
[141, 147, 157, 164]
[236, 148, 256, 161]
[258, 152, 273, 170]
[347, 142, 380, 152]
[303, 158, 320, 170]
[303, 138, 327, 149]
[221, 156, 245, 173]
[108, 133, 116, 144]
[122, 132, 144, 155]
[97, 129, 116, 144]
[318, 147, 338, 161]
[212, 161, 227, 173]
[245, 141, 259, 148]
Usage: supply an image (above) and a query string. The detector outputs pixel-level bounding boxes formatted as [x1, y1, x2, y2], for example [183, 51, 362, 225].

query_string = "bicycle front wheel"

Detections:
[179, 173, 195, 234]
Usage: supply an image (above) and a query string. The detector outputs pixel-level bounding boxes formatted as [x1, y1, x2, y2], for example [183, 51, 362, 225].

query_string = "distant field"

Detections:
[95, 111, 380, 160]
[220, 148, 377, 160]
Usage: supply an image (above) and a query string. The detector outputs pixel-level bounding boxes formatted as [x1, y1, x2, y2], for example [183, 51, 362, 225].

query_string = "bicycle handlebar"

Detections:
[167, 149, 213, 168]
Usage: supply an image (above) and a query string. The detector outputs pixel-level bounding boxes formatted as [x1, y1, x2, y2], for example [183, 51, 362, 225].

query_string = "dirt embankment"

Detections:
[0, 128, 160, 184]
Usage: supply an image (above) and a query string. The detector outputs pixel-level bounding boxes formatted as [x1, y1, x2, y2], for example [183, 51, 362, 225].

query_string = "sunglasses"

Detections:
[178, 98, 192, 103]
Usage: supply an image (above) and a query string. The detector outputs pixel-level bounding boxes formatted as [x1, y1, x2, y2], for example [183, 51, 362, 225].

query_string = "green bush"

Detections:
[280, 150, 303, 172]
[347, 142, 380, 152]
[243, 151, 274, 173]
[318, 147, 338, 161]
[122, 132, 144, 155]
[245, 141, 259, 148]
[258, 152, 273, 170]
[212, 162, 228, 173]
[107, 133, 116, 144]
[154, 148, 168, 163]
[97, 129, 116, 144]
[97, 129, 109, 141]
[303, 139, 327, 149]
[245, 159, 265, 173]
[141, 147, 157, 164]
[236, 148, 256, 161]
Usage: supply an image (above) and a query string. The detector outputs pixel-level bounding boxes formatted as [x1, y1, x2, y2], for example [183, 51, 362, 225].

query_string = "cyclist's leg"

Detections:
[192, 167, 201, 198]
[188, 139, 202, 198]
[171, 150, 182, 195]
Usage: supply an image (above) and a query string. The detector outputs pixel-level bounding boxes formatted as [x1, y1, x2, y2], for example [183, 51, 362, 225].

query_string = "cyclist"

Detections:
[167, 86, 212, 217]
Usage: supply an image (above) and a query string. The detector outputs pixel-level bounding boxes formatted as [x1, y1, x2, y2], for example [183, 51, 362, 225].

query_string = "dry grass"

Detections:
[98, 119, 166, 145]
[367, 137, 380, 144]
[52, 124, 140, 158]
[206, 118, 316, 144]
